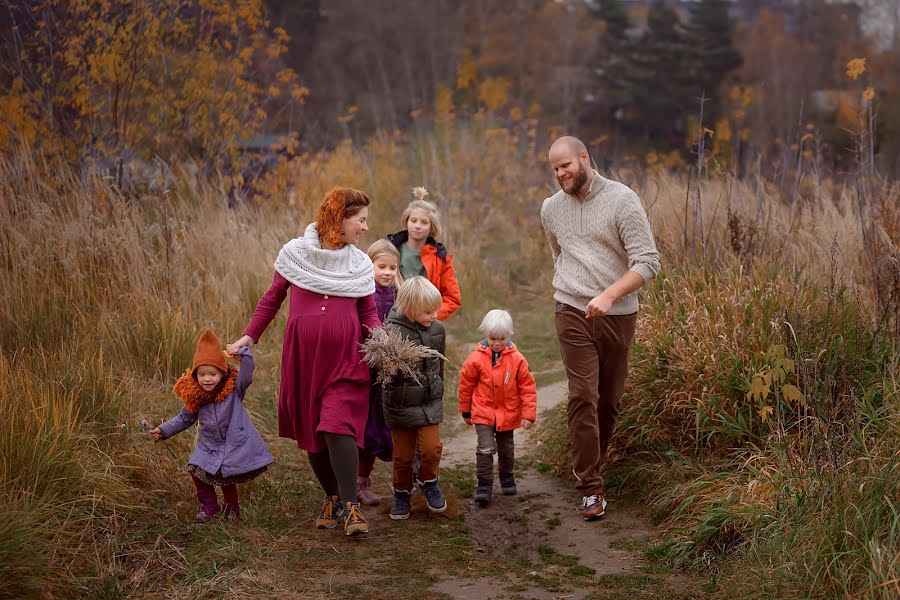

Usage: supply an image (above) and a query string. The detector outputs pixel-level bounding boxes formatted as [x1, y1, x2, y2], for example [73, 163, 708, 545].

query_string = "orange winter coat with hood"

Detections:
[386, 231, 461, 321]
[458, 340, 537, 431]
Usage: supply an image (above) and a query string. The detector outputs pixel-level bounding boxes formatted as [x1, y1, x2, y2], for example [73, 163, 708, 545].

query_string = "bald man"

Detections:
[541, 136, 660, 521]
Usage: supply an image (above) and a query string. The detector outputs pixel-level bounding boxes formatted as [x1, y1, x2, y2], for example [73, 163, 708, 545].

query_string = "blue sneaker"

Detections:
[390, 489, 411, 520]
[418, 478, 447, 513]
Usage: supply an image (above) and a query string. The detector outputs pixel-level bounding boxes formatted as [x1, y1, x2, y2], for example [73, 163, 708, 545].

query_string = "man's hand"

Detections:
[585, 292, 614, 319]
[586, 272, 646, 318]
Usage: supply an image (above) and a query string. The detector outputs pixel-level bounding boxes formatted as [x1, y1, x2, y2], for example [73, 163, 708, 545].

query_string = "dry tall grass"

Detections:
[1, 119, 898, 597]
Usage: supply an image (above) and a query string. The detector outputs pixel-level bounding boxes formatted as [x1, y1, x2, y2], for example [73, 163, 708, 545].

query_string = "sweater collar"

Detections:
[568, 170, 604, 203]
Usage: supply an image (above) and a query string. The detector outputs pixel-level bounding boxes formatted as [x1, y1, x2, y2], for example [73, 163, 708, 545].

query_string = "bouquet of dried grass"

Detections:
[360, 326, 446, 385]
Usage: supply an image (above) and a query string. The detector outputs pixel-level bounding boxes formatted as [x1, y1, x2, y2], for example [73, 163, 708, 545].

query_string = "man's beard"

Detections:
[559, 163, 588, 194]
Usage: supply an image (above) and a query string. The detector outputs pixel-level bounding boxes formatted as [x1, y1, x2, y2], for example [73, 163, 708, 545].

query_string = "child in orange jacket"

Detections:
[386, 187, 461, 322]
[458, 309, 537, 506]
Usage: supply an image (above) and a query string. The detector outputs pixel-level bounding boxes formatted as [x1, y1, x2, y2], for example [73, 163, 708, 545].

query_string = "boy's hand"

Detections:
[464, 418, 472, 425]
[149, 427, 162, 441]
[522, 419, 534, 430]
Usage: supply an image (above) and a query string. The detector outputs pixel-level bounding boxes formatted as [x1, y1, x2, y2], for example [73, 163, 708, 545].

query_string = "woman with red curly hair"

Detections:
[229, 187, 378, 537]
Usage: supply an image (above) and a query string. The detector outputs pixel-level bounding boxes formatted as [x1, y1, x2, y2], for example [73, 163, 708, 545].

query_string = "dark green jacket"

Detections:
[382, 308, 446, 429]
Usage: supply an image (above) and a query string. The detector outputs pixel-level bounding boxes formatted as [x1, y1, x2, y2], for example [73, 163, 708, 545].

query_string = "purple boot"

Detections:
[193, 479, 220, 524]
[357, 476, 380, 506]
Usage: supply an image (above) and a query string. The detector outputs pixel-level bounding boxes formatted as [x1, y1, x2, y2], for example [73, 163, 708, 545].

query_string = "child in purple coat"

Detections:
[150, 329, 272, 523]
[356, 240, 401, 505]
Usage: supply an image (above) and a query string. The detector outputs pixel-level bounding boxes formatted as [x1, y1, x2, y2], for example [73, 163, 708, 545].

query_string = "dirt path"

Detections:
[433, 381, 698, 600]
[215, 379, 699, 600]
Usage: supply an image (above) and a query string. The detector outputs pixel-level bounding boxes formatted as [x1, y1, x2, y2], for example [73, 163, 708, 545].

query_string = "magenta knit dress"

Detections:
[244, 272, 380, 453]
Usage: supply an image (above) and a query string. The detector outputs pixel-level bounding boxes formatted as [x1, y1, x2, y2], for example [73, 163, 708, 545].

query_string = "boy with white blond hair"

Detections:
[458, 309, 537, 506]
[383, 276, 448, 520]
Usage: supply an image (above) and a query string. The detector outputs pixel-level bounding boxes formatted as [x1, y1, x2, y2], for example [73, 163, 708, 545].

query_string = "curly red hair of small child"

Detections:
[316, 187, 371, 248]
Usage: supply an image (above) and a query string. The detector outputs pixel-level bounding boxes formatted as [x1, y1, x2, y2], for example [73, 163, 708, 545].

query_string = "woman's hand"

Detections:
[464, 417, 473, 425]
[149, 427, 162, 441]
[522, 419, 534, 430]
[226, 335, 254, 355]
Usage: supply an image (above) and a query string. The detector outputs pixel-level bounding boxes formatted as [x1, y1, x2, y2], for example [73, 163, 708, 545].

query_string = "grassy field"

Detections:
[1, 120, 897, 598]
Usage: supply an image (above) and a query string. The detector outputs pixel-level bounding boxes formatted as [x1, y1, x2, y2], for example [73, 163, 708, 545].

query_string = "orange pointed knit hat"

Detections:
[191, 329, 227, 376]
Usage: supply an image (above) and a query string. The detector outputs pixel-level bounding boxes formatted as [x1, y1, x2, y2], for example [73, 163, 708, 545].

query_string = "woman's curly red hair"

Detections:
[316, 187, 370, 248]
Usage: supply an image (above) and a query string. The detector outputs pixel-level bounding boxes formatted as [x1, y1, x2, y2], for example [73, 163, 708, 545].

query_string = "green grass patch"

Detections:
[596, 573, 653, 588]
[536, 544, 579, 566]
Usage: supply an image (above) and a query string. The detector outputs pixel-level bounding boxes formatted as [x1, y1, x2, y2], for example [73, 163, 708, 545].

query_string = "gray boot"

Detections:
[474, 478, 492, 507]
[499, 472, 517, 495]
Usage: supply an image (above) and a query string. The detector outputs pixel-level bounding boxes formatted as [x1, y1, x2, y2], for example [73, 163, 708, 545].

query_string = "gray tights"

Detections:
[307, 433, 359, 504]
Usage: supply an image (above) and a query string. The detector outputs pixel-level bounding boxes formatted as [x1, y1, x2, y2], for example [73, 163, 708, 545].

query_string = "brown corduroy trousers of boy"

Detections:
[555, 303, 636, 497]
[391, 424, 442, 491]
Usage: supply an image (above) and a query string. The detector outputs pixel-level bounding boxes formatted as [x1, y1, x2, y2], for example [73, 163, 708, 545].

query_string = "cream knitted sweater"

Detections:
[540, 172, 660, 315]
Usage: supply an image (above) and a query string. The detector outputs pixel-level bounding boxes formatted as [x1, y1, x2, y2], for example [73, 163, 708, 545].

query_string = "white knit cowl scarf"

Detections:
[274, 223, 375, 297]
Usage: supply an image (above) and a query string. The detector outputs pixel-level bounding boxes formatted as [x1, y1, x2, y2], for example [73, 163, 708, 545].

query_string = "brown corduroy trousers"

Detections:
[391, 424, 442, 492]
[555, 303, 636, 497]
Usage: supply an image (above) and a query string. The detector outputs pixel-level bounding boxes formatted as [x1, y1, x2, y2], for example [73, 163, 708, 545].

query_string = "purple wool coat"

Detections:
[158, 347, 273, 477]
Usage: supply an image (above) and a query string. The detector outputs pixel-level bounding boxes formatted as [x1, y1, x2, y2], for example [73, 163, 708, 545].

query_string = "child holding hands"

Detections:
[150, 329, 272, 523]
[458, 310, 537, 506]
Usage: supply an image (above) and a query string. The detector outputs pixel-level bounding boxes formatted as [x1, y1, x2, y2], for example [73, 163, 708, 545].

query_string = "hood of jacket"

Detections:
[386, 230, 448, 260]
[476, 339, 517, 356]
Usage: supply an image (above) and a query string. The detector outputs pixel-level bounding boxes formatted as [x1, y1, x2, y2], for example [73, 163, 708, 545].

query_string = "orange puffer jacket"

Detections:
[420, 244, 461, 321]
[458, 341, 537, 431]
[387, 231, 462, 322]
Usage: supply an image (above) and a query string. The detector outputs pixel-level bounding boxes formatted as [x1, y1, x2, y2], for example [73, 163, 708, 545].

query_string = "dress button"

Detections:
[321, 306, 326, 311]
[323, 295, 329, 299]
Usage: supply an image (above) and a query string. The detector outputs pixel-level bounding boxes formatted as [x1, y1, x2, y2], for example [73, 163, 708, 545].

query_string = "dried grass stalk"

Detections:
[360, 326, 446, 385]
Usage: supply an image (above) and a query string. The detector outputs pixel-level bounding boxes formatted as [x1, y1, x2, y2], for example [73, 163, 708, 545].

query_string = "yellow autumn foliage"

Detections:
[478, 77, 510, 111]
[1, 0, 302, 170]
[456, 50, 478, 91]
